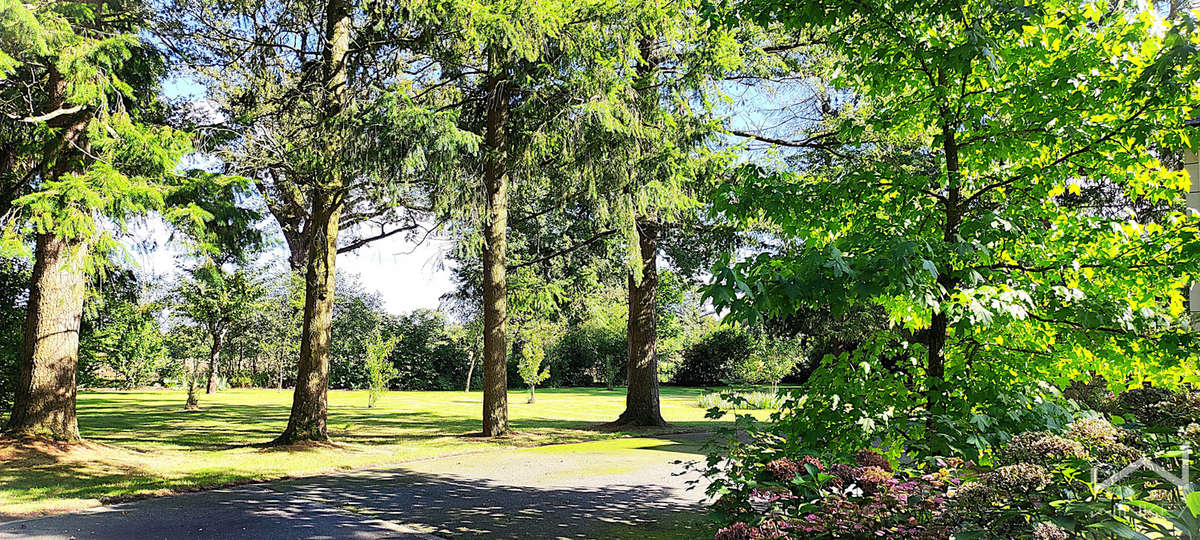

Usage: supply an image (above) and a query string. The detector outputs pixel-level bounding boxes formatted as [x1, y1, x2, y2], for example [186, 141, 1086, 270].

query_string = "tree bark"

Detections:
[611, 218, 667, 427]
[4, 233, 89, 441]
[4, 76, 91, 440]
[481, 49, 510, 437]
[274, 0, 349, 445]
[205, 327, 224, 394]
[276, 189, 341, 443]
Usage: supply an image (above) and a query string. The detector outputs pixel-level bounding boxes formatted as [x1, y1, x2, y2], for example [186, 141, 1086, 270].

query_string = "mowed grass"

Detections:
[0, 386, 753, 519]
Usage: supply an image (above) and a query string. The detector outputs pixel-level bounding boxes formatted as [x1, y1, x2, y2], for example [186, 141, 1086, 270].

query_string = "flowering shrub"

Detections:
[1065, 417, 1120, 445]
[1031, 522, 1070, 540]
[706, 449, 963, 539]
[983, 463, 1051, 494]
[1062, 375, 1115, 412]
[1000, 432, 1089, 465]
[1115, 383, 1191, 427]
[704, 380, 1200, 540]
[853, 449, 892, 471]
[764, 458, 800, 482]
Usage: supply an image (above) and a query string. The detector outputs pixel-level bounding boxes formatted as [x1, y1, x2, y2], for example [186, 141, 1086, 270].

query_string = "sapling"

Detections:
[364, 333, 399, 408]
[518, 333, 551, 404]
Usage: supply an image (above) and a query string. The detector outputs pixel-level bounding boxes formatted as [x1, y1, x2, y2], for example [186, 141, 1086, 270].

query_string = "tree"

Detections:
[708, 0, 1200, 453]
[423, 0, 663, 436]
[176, 265, 266, 401]
[160, 0, 473, 443]
[517, 323, 556, 403]
[82, 299, 169, 389]
[0, 0, 196, 441]
[592, 11, 748, 428]
[363, 333, 399, 408]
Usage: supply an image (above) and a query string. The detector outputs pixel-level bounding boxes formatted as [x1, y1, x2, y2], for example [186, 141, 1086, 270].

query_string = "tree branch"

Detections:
[511, 228, 618, 269]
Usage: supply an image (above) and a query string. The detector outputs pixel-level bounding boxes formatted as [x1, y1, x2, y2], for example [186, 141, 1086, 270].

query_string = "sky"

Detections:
[129, 214, 457, 315]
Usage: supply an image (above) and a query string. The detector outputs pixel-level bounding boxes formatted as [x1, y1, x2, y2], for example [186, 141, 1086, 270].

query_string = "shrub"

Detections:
[675, 328, 751, 386]
[545, 324, 626, 387]
[1063, 417, 1143, 468]
[727, 336, 804, 387]
[228, 375, 253, 388]
[1000, 432, 1089, 466]
[1115, 382, 1179, 426]
[0, 259, 26, 417]
[984, 463, 1051, 494]
[1062, 375, 1116, 412]
[708, 450, 963, 539]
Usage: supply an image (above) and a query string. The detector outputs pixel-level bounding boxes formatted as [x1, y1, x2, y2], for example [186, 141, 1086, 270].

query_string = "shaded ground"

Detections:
[0, 434, 717, 539]
[1, 387, 761, 517]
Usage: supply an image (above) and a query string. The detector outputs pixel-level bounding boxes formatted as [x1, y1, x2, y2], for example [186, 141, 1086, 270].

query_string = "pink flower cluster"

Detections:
[716, 450, 963, 540]
[715, 519, 792, 540]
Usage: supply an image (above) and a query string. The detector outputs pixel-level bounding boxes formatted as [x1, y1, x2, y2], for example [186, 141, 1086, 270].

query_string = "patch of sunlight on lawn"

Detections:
[0, 386, 770, 519]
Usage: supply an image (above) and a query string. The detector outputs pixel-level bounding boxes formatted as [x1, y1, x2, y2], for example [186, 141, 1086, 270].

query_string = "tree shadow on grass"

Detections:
[77, 398, 713, 451]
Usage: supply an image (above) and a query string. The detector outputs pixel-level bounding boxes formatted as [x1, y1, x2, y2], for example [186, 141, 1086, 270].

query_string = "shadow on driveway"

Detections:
[0, 433, 718, 540]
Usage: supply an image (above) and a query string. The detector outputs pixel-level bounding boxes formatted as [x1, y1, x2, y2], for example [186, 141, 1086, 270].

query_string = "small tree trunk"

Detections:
[481, 48, 510, 438]
[5, 233, 89, 441]
[612, 218, 667, 427]
[527, 385, 535, 404]
[465, 350, 476, 392]
[185, 360, 199, 410]
[205, 327, 224, 394]
[927, 87, 963, 428]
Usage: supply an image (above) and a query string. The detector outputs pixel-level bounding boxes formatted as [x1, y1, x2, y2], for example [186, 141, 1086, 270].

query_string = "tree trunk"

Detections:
[205, 327, 224, 394]
[928, 80, 963, 425]
[185, 359, 199, 410]
[4, 233, 89, 441]
[465, 350, 476, 392]
[527, 385, 535, 404]
[273, 0, 349, 445]
[276, 189, 341, 443]
[612, 218, 667, 427]
[481, 49, 510, 437]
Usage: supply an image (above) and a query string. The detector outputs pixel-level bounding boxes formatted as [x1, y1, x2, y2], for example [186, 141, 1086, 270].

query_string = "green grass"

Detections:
[0, 386, 755, 519]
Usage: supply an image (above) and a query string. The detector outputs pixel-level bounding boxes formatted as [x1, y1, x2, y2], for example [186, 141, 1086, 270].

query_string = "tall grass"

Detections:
[696, 390, 786, 410]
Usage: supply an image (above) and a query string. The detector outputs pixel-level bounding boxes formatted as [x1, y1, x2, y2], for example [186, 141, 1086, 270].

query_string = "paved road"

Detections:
[0, 433, 715, 540]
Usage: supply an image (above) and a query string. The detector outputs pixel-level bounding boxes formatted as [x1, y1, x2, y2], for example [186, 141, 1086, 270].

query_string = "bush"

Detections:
[727, 336, 804, 387]
[383, 310, 474, 391]
[674, 328, 751, 386]
[228, 375, 253, 388]
[545, 324, 625, 387]
[0, 259, 29, 418]
[707, 449, 963, 539]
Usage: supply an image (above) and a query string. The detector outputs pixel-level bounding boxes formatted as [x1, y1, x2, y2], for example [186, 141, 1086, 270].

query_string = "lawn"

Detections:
[0, 386, 753, 519]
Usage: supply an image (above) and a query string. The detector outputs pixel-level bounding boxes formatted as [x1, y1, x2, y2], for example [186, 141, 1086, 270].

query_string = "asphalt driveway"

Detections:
[0, 433, 716, 539]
